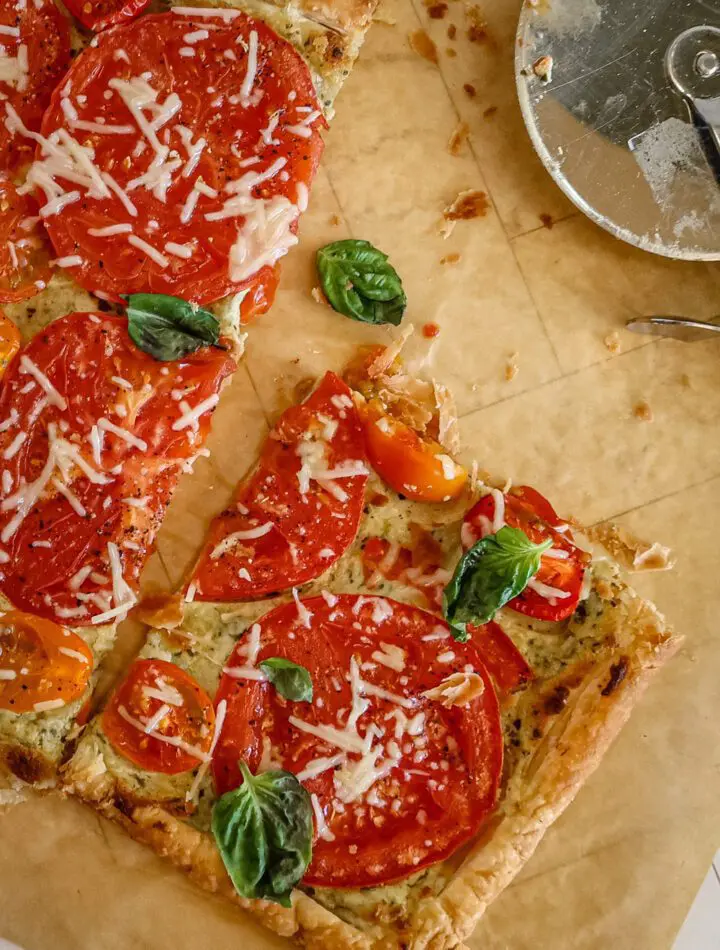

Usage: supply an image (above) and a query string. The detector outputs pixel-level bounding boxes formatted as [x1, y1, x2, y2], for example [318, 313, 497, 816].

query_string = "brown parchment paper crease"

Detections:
[2, 0, 720, 947]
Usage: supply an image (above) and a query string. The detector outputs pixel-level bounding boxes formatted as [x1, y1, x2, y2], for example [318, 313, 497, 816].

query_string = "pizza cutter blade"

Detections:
[516, 0, 720, 260]
[626, 315, 720, 341]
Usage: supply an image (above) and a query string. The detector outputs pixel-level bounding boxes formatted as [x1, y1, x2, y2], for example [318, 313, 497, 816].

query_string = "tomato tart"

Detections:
[64, 342, 679, 950]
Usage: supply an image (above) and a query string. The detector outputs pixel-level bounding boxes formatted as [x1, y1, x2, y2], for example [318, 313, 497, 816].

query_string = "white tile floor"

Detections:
[672, 852, 720, 950]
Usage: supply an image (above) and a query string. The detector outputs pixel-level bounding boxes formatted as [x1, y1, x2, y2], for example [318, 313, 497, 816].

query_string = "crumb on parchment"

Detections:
[443, 189, 489, 221]
[328, 213, 342, 227]
[633, 400, 653, 422]
[448, 121, 470, 156]
[505, 352, 519, 381]
[604, 330, 621, 353]
[426, 1, 448, 18]
[440, 253, 461, 265]
[447, 23, 457, 39]
[408, 29, 439, 64]
[463, 82, 476, 97]
[311, 287, 328, 306]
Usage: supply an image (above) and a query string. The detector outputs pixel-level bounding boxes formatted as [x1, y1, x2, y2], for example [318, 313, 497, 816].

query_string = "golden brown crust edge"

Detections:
[0, 739, 58, 786]
[63, 762, 374, 950]
[408, 598, 681, 949]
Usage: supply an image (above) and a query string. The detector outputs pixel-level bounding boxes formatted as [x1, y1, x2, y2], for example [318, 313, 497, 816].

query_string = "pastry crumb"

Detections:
[532, 54, 553, 82]
[409, 29, 439, 64]
[328, 213, 342, 227]
[633, 399, 653, 422]
[438, 218, 457, 239]
[447, 121, 470, 156]
[504, 352, 519, 381]
[632, 541, 674, 573]
[679, 372, 691, 388]
[483, 105, 498, 119]
[440, 252, 461, 264]
[446, 47, 457, 57]
[311, 286, 328, 306]
[463, 82, 476, 97]
[465, 4, 490, 43]
[443, 189, 489, 221]
[447, 23, 457, 39]
[539, 212, 553, 229]
[604, 330, 621, 353]
[427, 1, 448, 17]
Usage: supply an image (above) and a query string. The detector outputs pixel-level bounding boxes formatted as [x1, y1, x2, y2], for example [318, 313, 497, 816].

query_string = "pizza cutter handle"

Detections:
[666, 26, 720, 172]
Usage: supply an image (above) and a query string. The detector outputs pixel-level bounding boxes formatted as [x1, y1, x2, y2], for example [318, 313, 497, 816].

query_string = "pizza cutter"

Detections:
[516, 0, 720, 260]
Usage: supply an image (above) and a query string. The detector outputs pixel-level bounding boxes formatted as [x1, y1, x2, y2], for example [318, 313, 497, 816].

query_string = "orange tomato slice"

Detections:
[0, 610, 93, 713]
[362, 403, 467, 502]
[0, 310, 20, 379]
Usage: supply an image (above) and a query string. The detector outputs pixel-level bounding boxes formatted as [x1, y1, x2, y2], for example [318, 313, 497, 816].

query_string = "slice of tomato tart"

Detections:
[190, 372, 369, 602]
[0, 305, 233, 783]
[8, 9, 324, 312]
[62, 356, 678, 950]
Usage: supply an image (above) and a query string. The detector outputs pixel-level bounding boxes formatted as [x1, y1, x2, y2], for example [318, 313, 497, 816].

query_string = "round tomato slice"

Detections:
[104, 658, 215, 774]
[362, 402, 467, 503]
[0, 311, 234, 625]
[0, 0, 71, 175]
[31, 11, 324, 305]
[212, 594, 503, 889]
[64, 0, 149, 33]
[0, 609, 92, 713]
[0, 178, 52, 303]
[463, 488, 586, 622]
[193, 373, 368, 601]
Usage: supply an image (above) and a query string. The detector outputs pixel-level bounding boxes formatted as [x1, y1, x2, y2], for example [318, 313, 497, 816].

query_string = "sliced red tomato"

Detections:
[362, 402, 467, 503]
[465, 621, 532, 695]
[0, 0, 71, 175]
[0, 609, 93, 713]
[104, 658, 215, 774]
[463, 487, 586, 622]
[212, 594, 503, 890]
[192, 373, 368, 601]
[64, 0, 149, 33]
[240, 265, 281, 325]
[0, 311, 234, 625]
[32, 11, 324, 305]
[0, 179, 52, 303]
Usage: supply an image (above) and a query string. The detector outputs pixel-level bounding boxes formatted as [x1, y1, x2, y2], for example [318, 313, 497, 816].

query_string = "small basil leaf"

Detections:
[125, 293, 220, 362]
[259, 658, 313, 703]
[211, 762, 313, 907]
[443, 526, 552, 635]
[316, 239, 406, 326]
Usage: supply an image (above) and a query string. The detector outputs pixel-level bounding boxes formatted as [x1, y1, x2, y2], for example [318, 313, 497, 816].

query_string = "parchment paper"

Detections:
[2, 0, 720, 947]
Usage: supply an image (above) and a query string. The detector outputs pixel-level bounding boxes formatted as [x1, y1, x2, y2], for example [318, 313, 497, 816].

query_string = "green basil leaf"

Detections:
[316, 239, 406, 326]
[125, 293, 221, 361]
[443, 526, 552, 636]
[211, 762, 313, 907]
[259, 658, 313, 703]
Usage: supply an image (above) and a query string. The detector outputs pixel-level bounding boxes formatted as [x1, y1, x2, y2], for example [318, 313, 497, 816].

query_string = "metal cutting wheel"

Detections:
[516, 0, 720, 260]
